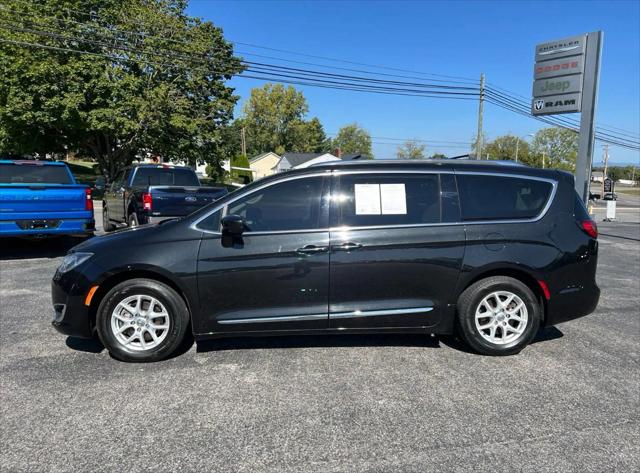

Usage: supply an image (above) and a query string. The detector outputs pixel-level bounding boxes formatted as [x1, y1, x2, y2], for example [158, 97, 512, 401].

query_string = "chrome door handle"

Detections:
[296, 245, 329, 254]
[333, 242, 363, 251]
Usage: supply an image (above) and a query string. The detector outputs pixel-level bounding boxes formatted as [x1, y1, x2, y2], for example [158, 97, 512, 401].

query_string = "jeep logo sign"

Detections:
[533, 74, 583, 97]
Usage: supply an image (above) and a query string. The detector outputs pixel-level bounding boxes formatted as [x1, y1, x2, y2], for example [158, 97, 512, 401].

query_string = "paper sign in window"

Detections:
[380, 184, 407, 215]
[355, 184, 381, 215]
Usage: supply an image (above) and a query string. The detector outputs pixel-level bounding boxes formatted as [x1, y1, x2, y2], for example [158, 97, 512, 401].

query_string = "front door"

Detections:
[328, 172, 465, 329]
[104, 170, 126, 223]
[195, 175, 330, 335]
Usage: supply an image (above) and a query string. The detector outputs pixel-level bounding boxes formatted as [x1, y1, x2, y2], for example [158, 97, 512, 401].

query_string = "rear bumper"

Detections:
[545, 282, 600, 326]
[0, 217, 95, 237]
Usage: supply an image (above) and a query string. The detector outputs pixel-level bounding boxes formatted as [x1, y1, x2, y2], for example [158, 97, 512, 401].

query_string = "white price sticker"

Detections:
[380, 184, 407, 215]
[355, 184, 381, 215]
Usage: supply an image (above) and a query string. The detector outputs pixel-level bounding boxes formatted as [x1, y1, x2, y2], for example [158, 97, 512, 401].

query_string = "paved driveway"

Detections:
[1, 212, 638, 472]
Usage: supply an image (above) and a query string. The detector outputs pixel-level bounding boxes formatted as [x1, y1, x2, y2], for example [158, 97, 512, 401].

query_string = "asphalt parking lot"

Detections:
[1, 203, 639, 472]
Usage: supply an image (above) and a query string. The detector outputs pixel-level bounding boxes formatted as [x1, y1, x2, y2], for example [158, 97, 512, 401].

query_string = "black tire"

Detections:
[128, 212, 139, 227]
[95, 278, 190, 362]
[457, 276, 541, 356]
[102, 203, 116, 232]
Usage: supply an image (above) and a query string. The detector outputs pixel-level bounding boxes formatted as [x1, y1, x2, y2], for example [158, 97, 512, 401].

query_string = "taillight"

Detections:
[578, 219, 598, 238]
[142, 192, 152, 211]
[85, 187, 93, 211]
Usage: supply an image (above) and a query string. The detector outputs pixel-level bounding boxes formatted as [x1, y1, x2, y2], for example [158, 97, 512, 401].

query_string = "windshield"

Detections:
[132, 167, 200, 187]
[0, 163, 73, 184]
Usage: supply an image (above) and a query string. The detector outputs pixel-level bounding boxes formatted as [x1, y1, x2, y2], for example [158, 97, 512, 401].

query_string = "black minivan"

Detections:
[52, 160, 600, 362]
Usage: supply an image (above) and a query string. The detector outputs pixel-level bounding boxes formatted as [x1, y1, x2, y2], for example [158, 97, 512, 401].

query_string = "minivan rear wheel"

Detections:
[96, 279, 190, 362]
[457, 276, 541, 356]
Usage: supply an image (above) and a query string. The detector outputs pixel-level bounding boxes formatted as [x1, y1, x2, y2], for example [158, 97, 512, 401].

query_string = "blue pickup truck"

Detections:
[0, 160, 95, 238]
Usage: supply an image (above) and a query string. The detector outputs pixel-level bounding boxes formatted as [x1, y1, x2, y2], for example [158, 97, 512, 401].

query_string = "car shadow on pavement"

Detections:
[0, 237, 88, 261]
[65, 336, 105, 354]
[439, 326, 564, 354]
[196, 333, 441, 353]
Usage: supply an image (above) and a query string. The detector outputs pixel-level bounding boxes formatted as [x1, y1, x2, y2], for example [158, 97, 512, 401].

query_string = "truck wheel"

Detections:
[128, 213, 139, 227]
[95, 279, 190, 362]
[102, 204, 116, 232]
[457, 276, 541, 356]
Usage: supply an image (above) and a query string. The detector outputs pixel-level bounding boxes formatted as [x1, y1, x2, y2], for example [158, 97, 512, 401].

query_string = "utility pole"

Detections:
[602, 144, 609, 196]
[515, 137, 519, 162]
[240, 127, 247, 156]
[475, 73, 485, 160]
[542, 150, 546, 169]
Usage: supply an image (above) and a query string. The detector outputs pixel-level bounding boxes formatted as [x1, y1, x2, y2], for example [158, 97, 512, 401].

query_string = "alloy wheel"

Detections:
[110, 295, 171, 351]
[474, 290, 528, 345]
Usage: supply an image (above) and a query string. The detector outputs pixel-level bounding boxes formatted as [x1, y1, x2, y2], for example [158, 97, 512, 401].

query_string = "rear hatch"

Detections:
[148, 186, 227, 216]
[0, 162, 90, 220]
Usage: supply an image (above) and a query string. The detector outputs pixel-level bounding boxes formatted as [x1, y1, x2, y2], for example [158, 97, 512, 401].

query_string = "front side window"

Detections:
[226, 176, 325, 232]
[457, 174, 553, 221]
[335, 174, 441, 227]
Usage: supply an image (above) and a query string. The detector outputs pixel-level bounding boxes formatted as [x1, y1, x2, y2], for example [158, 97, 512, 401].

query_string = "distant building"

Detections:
[249, 152, 281, 179]
[275, 152, 339, 171]
[591, 171, 604, 183]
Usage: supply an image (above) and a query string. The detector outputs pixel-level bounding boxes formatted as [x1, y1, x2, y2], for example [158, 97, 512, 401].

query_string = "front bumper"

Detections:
[51, 267, 95, 338]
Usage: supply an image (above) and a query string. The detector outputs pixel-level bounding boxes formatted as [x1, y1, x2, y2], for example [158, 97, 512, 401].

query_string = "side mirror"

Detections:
[221, 214, 245, 236]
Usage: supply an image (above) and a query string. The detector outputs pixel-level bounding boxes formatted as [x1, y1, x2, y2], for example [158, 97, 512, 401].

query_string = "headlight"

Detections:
[57, 252, 93, 274]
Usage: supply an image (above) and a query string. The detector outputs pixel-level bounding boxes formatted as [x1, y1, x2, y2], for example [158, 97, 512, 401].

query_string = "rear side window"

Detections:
[457, 174, 553, 221]
[335, 174, 441, 227]
[0, 163, 72, 184]
[132, 168, 200, 187]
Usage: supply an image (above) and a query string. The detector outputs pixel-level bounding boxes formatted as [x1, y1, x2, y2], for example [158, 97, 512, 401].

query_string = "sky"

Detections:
[187, 0, 640, 165]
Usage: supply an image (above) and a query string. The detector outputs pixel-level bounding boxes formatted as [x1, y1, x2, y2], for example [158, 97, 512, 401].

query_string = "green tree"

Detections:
[0, 0, 243, 179]
[242, 83, 309, 155]
[332, 123, 373, 158]
[230, 154, 252, 184]
[484, 135, 530, 163]
[396, 140, 426, 159]
[429, 153, 447, 159]
[291, 117, 331, 153]
[530, 127, 578, 171]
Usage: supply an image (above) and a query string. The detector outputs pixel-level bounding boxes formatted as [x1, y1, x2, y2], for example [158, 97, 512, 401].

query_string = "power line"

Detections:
[2, 1, 638, 150]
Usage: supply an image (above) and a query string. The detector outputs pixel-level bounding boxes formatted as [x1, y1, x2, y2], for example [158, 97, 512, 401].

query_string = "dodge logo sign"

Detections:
[534, 99, 544, 111]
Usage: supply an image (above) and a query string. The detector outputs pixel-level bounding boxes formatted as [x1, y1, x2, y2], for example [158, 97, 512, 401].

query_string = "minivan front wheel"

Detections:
[457, 276, 541, 356]
[96, 279, 190, 362]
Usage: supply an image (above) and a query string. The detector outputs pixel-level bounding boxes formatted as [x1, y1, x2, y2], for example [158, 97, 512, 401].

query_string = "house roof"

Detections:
[249, 152, 279, 164]
[280, 153, 326, 167]
[340, 153, 363, 161]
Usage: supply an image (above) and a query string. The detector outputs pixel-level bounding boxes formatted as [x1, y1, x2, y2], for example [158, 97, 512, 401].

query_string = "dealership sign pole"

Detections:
[532, 31, 603, 203]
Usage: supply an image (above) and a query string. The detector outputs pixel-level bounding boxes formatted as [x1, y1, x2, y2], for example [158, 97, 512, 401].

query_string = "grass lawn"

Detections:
[66, 160, 100, 185]
[616, 187, 640, 195]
